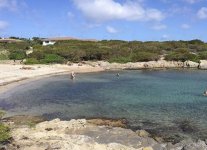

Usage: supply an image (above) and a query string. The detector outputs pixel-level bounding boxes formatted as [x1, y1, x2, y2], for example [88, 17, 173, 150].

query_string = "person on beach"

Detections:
[71, 71, 75, 80]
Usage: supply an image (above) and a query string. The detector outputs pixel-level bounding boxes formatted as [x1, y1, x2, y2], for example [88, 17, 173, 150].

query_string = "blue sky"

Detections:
[0, 0, 207, 41]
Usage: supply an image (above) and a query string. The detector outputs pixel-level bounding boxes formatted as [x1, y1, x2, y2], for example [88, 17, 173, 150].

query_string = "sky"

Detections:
[0, 0, 207, 41]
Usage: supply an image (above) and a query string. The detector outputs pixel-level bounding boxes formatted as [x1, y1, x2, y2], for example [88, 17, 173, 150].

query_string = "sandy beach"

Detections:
[0, 63, 104, 93]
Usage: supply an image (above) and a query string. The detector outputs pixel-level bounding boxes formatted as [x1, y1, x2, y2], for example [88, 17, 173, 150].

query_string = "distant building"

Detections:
[41, 37, 97, 46]
[0, 38, 23, 43]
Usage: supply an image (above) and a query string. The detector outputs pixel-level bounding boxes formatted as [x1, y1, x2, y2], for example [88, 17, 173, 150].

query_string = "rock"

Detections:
[87, 118, 127, 128]
[199, 60, 207, 69]
[182, 140, 207, 150]
[184, 61, 199, 68]
[9, 119, 143, 150]
[153, 136, 164, 143]
[3, 115, 45, 127]
[20, 66, 35, 70]
[136, 130, 150, 138]
[7, 118, 207, 150]
[143, 147, 153, 150]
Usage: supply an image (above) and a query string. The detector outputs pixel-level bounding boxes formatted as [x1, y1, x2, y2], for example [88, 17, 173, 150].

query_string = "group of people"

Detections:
[70, 72, 120, 80]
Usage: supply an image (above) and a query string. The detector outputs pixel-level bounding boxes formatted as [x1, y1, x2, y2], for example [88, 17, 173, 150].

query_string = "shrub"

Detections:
[109, 57, 132, 63]
[28, 50, 45, 60]
[24, 58, 39, 64]
[9, 50, 26, 60]
[0, 124, 10, 143]
[198, 51, 207, 60]
[40, 54, 64, 64]
[132, 51, 160, 62]
[165, 48, 199, 62]
[0, 111, 10, 143]
[0, 54, 8, 60]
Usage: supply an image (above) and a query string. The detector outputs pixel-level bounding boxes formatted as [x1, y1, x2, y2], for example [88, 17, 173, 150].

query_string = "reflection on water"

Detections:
[1, 70, 207, 141]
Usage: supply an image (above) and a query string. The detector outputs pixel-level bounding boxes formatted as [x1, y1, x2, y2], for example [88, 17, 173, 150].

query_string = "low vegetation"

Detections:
[0, 37, 207, 64]
[0, 111, 10, 144]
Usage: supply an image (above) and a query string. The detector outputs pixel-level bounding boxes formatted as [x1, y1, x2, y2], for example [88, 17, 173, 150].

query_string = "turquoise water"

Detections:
[1, 70, 207, 141]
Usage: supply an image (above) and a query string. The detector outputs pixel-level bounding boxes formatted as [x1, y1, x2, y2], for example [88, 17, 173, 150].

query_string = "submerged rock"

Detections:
[87, 118, 127, 128]
[136, 130, 150, 138]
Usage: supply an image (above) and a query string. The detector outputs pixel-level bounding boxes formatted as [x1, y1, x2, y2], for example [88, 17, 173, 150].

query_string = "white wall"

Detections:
[43, 41, 56, 46]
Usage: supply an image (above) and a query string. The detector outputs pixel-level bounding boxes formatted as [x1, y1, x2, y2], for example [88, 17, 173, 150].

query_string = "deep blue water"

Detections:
[1, 69, 207, 141]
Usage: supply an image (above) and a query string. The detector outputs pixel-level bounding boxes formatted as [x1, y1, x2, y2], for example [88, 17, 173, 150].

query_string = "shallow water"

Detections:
[1, 69, 207, 141]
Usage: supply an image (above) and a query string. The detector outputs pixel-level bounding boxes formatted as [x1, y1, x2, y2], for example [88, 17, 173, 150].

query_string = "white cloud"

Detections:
[184, 0, 202, 4]
[106, 26, 118, 33]
[0, 20, 8, 30]
[181, 23, 190, 29]
[73, 0, 165, 22]
[151, 24, 167, 30]
[197, 7, 207, 19]
[0, 0, 18, 11]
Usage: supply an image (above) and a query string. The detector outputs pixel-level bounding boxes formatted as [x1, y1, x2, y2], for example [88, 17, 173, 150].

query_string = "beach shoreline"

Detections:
[0, 63, 105, 94]
[1, 60, 207, 92]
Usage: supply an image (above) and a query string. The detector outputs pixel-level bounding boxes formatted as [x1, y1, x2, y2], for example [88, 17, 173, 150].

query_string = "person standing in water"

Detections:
[71, 71, 75, 80]
[204, 90, 207, 96]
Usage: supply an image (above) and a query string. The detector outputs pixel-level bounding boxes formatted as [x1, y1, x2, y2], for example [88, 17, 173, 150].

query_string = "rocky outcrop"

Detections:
[5, 118, 207, 150]
[7, 119, 162, 150]
[85, 60, 207, 70]
[199, 60, 207, 69]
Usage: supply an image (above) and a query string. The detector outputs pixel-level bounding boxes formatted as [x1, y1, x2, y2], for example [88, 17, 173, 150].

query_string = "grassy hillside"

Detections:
[0, 38, 207, 64]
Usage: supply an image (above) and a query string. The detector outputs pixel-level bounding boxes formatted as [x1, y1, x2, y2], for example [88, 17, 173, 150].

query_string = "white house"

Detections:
[42, 40, 56, 46]
[41, 37, 98, 46]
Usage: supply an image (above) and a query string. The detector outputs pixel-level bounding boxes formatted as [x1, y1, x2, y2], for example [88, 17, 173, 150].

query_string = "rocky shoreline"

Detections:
[85, 60, 207, 70]
[1, 117, 207, 150]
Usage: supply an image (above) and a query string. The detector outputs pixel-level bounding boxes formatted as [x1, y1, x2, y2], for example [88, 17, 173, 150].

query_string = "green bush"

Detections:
[28, 50, 45, 60]
[1, 38, 207, 64]
[0, 54, 8, 60]
[24, 58, 39, 64]
[9, 50, 26, 60]
[109, 57, 132, 63]
[165, 48, 199, 62]
[198, 51, 207, 60]
[0, 111, 10, 143]
[132, 51, 160, 62]
[0, 124, 10, 143]
[40, 54, 64, 64]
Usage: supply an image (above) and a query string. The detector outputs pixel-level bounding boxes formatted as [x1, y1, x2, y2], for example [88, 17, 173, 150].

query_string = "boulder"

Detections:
[182, 140, 207, 150]
[143, 147, 153, 150]
[199, 60, 207, 69]
[184, 61, 199, 68]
